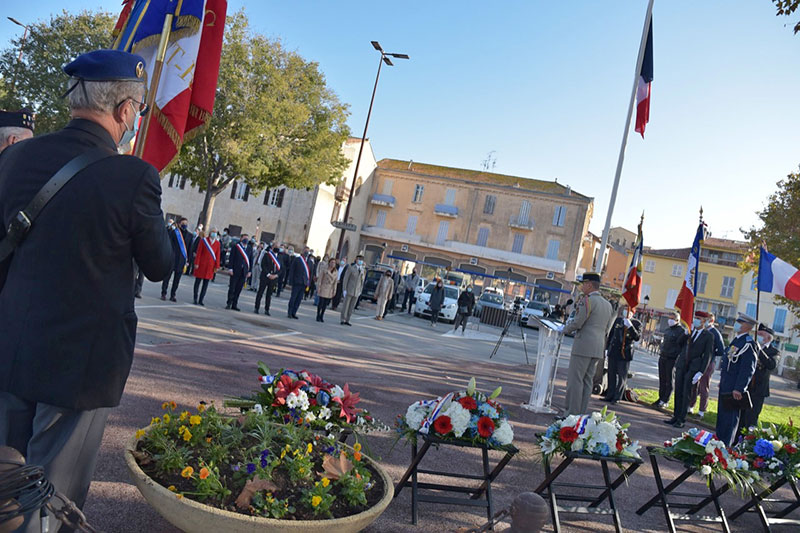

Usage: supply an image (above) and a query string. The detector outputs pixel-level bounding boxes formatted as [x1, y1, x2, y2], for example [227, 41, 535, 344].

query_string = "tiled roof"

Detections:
[703, 237, 749, 251]
[376, 159, 590, 199]
[644, 247, 691, 260]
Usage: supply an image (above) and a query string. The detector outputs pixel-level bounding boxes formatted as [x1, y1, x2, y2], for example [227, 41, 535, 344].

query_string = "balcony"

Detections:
[508, 215, 535, 230]
[370, 193, 396, 207]
[434, 204, 459, 217]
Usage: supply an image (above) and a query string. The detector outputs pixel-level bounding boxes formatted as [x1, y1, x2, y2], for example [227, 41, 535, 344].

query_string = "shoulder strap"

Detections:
[0, 148, 115, 262]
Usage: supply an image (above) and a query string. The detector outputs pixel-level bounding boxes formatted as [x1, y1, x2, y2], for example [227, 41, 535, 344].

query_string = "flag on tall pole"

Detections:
[674, 215, 708, 330]
[622, 214, 644, 309]
[113, 0, 226, 172]
[634, 20, 653, 138]
[758, 247, 800, 301]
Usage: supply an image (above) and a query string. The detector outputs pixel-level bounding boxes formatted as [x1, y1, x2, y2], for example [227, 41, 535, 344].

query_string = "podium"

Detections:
[521, 317, 565, 414]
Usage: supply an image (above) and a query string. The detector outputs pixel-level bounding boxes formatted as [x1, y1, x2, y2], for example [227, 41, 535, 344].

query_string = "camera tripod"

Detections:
[489, 308, 530, 364]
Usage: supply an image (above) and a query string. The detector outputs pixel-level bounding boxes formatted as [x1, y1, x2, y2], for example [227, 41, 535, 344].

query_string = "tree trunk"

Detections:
[198, 173, 216, 230]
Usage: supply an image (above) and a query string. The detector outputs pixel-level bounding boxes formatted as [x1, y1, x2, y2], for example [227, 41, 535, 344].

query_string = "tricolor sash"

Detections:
[174, 228, 187, 260]
[299, 255, 310, 282]
[201, 237, 216, 262]
[268, 251, 281, 271]
[236, 243, 250, 269]
[418, 393, 454, 435]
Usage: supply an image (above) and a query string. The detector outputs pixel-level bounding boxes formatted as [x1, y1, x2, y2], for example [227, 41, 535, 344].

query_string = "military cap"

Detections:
[736, 312, 757, 325]
[63, 50, 146, 82]
[0, 108, 34, 131]
[758, 323, 775, 336]
[694, 310, 710, 318]
[580, 272, 601, 283]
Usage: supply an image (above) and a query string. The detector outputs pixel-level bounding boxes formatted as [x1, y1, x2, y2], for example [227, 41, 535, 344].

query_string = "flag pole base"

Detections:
[520, 403, 559, 414]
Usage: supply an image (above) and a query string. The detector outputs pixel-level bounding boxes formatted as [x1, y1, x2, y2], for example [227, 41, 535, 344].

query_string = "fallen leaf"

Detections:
[235, 478, 278, 510]
[130, 450, 153, 466]
[320, 452, 353, 480]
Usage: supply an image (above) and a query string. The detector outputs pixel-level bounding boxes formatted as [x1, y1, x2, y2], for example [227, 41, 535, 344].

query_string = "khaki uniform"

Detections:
[340, 265, 366, 323]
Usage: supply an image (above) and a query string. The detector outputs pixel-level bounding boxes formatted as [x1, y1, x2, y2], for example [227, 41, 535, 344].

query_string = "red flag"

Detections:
[185, 0, 226, 138]
[674, 222, 707, 330]
[634, 20, 653, 138]
[622, 220, 644, 309]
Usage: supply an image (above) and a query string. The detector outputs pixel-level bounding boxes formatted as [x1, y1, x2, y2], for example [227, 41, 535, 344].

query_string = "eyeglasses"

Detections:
[117, 97, 149, 116]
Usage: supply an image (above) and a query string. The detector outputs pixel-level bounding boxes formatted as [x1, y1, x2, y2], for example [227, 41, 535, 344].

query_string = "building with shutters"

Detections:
[356, 159, 594, 302]
[159, 138, 376, 259]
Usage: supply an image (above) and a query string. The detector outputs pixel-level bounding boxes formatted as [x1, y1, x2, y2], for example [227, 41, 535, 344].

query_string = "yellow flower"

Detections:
[180, 411, 189, 421]
[176, 494, 183, 500]
[353, 451, 362, 462]
[299, 467, 305, 474]
[181, 466, 194, 478]
[167, 485, 177, 492]
[292, 449, 299, 457]
[189, 415, 202, 426]
[150, 417, 161, 425]
[178, 425, 187, 435]
[162, 414, 171, 424]
[183, 429, 193, 442]
[199, 467, 210, 479]
[206, 437, 212, 443]
[311, 495, 322, 507]
[170, 401, 177, 410]
[161, 401, 170, 410]
[197, 404, 206, 413]
[280, 450, 286, 459]
[353, 443, 362, 453]
[285, 444, 291, 450]
[321, 477, 330, 488]
[307, 443, 313, 454]
[135, 429, 146, 440]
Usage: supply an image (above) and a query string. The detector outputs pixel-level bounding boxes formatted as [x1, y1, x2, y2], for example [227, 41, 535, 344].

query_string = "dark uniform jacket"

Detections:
[660, 324, 688, 359]
[229, 242, 252, 278]
[167, 225, 192, 268]
[606, 317, 642, 361]
[677, 328, 714, 375]
[429, 286, 445, 310]
[719, 333, 758, 394]
[289, 254, 311, 287]
[751, 344, 780, 398]
[0, 119, 172, 410]
[259, 249, 281, 281]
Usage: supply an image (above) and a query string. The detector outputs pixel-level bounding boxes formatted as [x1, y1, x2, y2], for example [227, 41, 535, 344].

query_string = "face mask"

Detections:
[340, 260, 346, 266]
[692, 318, 701, 328]
[437, 284, 443, 288]
[667, 319, 677, 327]
[210, 232, 217, 239]
[357, 260, 364, 266]
[241, 239, 248, 245]
[733, 322, 742, 333]
[757, 335, 769, 346]
[279, 248, 284, 253]
[180, 223, 187, 230]
[467, 288, 472, 293]
[119, 101, 141, 148]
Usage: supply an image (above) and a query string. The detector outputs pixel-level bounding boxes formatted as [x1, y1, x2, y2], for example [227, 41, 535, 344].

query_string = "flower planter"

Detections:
[124, 433, 393, 533]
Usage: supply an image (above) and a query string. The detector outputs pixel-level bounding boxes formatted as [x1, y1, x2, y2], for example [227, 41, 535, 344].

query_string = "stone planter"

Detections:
[124, 434, 393, 533]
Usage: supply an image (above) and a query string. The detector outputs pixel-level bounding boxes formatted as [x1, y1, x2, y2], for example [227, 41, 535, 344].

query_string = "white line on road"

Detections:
[135, 304, 197, 309]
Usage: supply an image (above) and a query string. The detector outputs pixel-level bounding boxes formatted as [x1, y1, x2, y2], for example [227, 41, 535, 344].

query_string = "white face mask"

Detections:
[118, 100, 141, 148]
[668, 319, 677, 327]
[757, 334, 769, 346]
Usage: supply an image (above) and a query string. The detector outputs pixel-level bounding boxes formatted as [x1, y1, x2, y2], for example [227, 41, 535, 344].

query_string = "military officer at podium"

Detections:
[716, 313, 759, 446]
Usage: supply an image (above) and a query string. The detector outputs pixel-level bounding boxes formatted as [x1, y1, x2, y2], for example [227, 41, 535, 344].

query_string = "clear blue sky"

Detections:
[2, 1, 798, 248]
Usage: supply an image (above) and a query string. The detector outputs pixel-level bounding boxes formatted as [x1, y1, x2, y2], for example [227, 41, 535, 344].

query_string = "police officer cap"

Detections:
[0, 108, 34, 131]
[758, 323, 775, 336]
[736, 312, 757, 325]
[580, 272, 601, 283]
[63, 50, 146, 82]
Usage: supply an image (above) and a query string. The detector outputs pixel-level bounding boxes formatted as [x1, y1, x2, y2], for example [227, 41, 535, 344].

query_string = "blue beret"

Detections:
[0, 108, 34, 131]
[63, 50, 146, 82]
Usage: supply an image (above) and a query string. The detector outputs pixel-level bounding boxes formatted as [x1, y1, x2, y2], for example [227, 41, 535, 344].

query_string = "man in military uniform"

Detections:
[666, 310, 714, 428]
[716, 313, 759, 446]
[738, 323, 780, 434]
[0, 50, 172, 530]
[603, 304, 642, 404]
[563, 272, 616, 416]
[0, 108, 34, 153]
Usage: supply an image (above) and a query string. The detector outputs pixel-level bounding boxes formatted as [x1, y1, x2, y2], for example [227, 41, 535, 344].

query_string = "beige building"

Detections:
[160, 138, 376, 259]
[357, 159, 593, 302]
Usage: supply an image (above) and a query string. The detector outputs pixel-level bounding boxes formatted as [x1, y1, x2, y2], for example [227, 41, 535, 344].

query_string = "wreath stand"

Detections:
[636, 446, 733, 533]
[728, 474, 800, 532]
[533, 450, 642, 533]
[393, 433, 518, 525]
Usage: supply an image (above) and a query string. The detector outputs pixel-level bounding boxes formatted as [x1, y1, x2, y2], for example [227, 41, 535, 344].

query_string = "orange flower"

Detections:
[170, 401, 177, 410]
[199, 467, 210, 479]
[353, 451, 362, 462]
[206, 437, 212, 443]
[181, 466, 194, 478]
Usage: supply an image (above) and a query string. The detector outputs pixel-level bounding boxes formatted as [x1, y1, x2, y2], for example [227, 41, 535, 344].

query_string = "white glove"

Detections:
[692, 372, 702, 384]
[623, 318, 633, 328]
[343, 290, 347, 298]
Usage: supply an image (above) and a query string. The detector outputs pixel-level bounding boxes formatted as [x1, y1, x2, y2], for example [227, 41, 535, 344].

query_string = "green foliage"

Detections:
[773, 0, 800, 34]
[743, 171, 800, 332]
[0, 10, 116, 133]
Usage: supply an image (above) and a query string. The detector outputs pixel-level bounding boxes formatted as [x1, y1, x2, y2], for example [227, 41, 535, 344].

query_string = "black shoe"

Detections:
[160, 295, 166, 301]
[254, 309, 260, 314]
[608, 400, 618, 405]
[170, 296, 177, 302]
[199, 301, 204, 306]
[226, 304, 232, 310]
[663, 418, 677, 425]
[345, 322, 352, 326]
[232, 307, 241, 311]
[341, 321, 346, 325]
[651, 399, 663, 407]
[135, 293, 142, 299]
[265, 311, 270, 316]
[193, 298, 198, 305]
[319, 317, 324, 323]
[672, 421, 685, 428]
[291, 315, 299, 319]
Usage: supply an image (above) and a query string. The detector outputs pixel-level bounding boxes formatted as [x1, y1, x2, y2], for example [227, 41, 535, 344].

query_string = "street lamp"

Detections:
[7, 17, 30, 99]
[642, 294, 651, 342]
[335, 41, 408, 258]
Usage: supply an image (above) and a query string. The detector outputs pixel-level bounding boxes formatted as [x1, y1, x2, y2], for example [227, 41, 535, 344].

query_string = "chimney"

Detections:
[408, 160, 414, 171]
[566, 185, 571, 196]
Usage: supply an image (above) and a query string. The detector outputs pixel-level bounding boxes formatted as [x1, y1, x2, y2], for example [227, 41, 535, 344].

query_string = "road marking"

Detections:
[136, 304, 196, 309]
[136, 330, 301, 348]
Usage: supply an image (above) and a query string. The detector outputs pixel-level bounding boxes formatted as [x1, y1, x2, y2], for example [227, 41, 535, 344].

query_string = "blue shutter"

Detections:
[477, 227, 489, 247]
[436, 221, 449, 245]
[546, 239, 560, 260]
[774, 309, 787, 333]
[745, 302, 757, 318]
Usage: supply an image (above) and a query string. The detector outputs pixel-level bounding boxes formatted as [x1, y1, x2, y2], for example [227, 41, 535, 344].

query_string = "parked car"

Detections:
[520, 300, 552, 328]
[474, 290, 505, 317]
[414, 283, 459, 323]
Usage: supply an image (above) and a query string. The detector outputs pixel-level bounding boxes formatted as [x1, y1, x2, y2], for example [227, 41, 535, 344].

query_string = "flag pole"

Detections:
[594, 0, 655, 273]
[134, 14, 174, 159]
[756, 246, 762, 323]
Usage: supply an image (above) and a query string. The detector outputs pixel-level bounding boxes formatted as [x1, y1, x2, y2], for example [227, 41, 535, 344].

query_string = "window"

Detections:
[665, 289, 679, 309]
[375, 210, 386, 228]
[511, 234, 525, 254]
[552, 206, 567, 227]
[774, 308, 787, 334]
[721, 276, 736, 298]
[266, 188, 285, 207]
[483, 195, 496, 214]
[413, 184, 424, 203]
[381, 179, 393, 195]
[644, 260, 656, 273]
[750, 275, 757, 291]
[168, 175, 186, 189]
[476, 227, 489, 247]
[405, 215, 418, 235]
[444, 188, 456, 205]
[745, 302, 757, 318]
[518, 200, 531, 225]
[642, 284, 652, 300]
[671, 264, 683, 277]
[697, 271, 708, 294]
[546, 239, 560, 260]
[230, 181, 249, 201]
[436, 221, 449, 245]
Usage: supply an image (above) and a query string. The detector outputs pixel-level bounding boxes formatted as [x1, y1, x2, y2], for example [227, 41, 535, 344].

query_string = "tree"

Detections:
[743, 170, 800, 332]
[773, 0, 800, 33]
[0, 10, 116, 134]
[171, 11, 351, 230]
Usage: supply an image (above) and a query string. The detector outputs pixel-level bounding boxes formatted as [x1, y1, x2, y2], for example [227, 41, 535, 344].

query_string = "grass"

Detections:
[634, 388, 800, 428]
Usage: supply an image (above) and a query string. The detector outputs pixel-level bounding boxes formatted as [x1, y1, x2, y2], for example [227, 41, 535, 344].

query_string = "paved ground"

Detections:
[82, 276, 800, 532]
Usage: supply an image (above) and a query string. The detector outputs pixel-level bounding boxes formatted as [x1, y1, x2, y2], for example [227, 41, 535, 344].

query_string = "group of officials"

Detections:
[563, 272, 780, 447]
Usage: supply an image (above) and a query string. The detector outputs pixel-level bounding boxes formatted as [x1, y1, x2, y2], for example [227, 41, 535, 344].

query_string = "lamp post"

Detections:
[642, 294, 651, 342]
[335, 41, 408, 259]
[7, 17, 30, 101]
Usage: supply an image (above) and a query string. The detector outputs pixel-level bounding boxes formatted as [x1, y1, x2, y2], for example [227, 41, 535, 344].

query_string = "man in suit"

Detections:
[0, 108, 34, 154]
[332, 256, 348, 310]
[653, 310, 688, 407]
[738, 324, 780, 434]
[0, 50, 172, 531]
[161, 216, 192, 301]
[688, 312, 726, 417]
[666, 310, 714, 428]
[716, 313, 759, 446]
[563, 273, 616, 416]
[603, 304, 642, 404]
[226, 234, 252, 311]
[287, 246, 311, 318]
[340, 255, 366, 326]
[255, 244, 281, 315]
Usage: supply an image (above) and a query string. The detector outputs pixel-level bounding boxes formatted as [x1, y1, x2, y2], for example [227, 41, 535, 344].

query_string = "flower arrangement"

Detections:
[655, 428, 759, 492]
[132, 401, 384, 520]
[395, 378, 515, 449]
[735, 421, 800, 482]
[536, 407, 640, 462]
[224, 363, 388, 437]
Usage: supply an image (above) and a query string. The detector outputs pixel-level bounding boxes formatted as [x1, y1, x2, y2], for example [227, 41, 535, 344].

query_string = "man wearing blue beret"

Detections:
[0, 49, 173, 531]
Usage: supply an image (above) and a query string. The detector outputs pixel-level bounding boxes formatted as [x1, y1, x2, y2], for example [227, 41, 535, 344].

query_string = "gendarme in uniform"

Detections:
[715, 313, 759, 446]
[0, 49, 172, 531]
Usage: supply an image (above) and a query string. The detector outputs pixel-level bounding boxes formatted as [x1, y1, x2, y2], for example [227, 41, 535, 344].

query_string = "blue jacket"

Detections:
[708, 326, 725, 360]
[229, 242, 252, 278]
[290, 254, 310, 287]
[719, 333, 758, 394]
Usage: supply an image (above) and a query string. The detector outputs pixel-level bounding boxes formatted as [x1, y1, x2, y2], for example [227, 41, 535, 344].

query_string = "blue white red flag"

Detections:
[758, 247, 800, 302]
[622, 219, 644, 309]
[674, 221, 707, 330]
[634, 20, 653, 138]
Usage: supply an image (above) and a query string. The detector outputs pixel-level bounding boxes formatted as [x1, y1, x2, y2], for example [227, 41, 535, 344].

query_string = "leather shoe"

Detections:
[160, 295, 166, 301]
[663, 418, 677, 425]
[225, 304, 232, 310]
[170, 296, 177, 302]
[291, 315, 299, 319]
[199, 302, 204, 306]
[232, 307, 241, 311]
[345, 322, 352, 326]
[672, 421, 685, 428]
[254, 309, 260, 314]
[265, 311, 270, 316]
[135, 293, 142, 299]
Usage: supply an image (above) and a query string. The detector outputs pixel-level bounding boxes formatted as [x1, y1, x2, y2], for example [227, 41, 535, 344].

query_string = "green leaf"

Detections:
[489, 386, 502, 400]
[467, 378, 476, 396]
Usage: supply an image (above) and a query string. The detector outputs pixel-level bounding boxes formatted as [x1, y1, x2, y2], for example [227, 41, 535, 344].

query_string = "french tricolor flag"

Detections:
[758, 247, 800, 301]
[634, 20, 653, 138]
